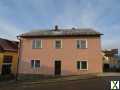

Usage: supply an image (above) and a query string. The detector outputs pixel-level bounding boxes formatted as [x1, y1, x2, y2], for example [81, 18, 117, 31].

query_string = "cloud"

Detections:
[0, 19, 22, 40]
[103, 39, 120, 49]
[0, 0, 120, 49]
[52, 0, 120, 49]
[101, 24, 120, 49]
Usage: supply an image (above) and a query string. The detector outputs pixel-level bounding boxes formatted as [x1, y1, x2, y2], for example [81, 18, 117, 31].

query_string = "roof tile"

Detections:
[20, 28, 103, 37]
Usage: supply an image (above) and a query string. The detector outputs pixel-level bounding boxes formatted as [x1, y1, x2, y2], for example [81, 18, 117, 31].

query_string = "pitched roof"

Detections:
[19, 28, 103, 38]
[0, 38, 18, 52]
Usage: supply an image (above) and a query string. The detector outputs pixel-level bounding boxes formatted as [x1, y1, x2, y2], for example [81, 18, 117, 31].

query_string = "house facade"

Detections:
[0, 38, 18, 75]
[102, 49, 119, 72]
[18, 26, 103, 76]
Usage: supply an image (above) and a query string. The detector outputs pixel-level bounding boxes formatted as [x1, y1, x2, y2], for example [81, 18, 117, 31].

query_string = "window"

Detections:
[77, 61, 88, 70]
[81, 61, 87, 69]
[31, 60, 40, 68]
[54, 40, 62, 49]
[32, 39, 42, 49]
[76, 40, 87, 49]
[3, 56, 12, 63]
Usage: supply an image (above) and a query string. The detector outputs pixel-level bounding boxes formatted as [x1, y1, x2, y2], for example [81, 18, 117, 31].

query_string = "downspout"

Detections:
[16, 36, 21, 81]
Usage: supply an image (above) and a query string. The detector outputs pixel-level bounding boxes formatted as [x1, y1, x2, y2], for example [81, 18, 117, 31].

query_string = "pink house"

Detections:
[18, 26, 103, 76]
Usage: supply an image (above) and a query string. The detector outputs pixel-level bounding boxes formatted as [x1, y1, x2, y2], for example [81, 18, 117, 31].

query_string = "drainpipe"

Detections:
[16, 36, 21, 81]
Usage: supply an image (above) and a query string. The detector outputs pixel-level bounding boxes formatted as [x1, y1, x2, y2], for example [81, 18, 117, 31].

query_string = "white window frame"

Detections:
[76, 39, 88, 49]
[32, 39, 42, 49]
[54, 40, 62, 49]
[77, 60, 88, 70]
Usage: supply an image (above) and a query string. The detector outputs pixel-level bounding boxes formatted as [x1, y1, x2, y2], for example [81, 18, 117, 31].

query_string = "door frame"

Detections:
[54, 60, 61, 76]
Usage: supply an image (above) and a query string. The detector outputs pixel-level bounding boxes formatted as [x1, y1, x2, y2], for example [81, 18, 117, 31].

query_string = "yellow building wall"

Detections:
[0, 51, 18, 75]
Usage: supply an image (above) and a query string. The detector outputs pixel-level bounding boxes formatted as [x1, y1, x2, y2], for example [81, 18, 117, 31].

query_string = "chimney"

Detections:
[72, 27, 76, 30]
[55, 25, 58, 31]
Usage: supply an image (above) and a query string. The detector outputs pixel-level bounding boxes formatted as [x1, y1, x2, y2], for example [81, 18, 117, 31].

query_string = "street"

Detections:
[0, 76, 120, 90]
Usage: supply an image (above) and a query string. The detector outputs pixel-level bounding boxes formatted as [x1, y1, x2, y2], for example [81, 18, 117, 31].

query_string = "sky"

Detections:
[0, 0, 120, 50]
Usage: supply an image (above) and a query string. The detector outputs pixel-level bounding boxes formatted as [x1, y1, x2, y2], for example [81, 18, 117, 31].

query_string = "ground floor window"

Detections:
[2, 64, 12, 75]
[77, 61, 88, 70]
[2, 55, 12, 75]
[31, 60, 40, 68]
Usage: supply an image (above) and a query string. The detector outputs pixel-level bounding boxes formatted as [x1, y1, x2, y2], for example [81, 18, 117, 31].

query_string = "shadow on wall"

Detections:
[18, 60, 76, 75]
[17, 60, 100, 80]
[17, 60, 78, 80]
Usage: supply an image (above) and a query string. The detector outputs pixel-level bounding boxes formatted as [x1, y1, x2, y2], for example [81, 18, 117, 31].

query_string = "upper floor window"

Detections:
[77, 61, 88, 70]
[32, 39, 42, 49]
[54, 40, 62, 49]
[31, 60, 40, 68]
[3, 55, 12, 63]
[76, 39, 87, 49]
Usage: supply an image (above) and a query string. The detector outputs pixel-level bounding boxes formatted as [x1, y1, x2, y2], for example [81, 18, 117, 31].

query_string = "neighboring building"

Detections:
[18, 26, 103, 76]
[102, 49, 119, 72]
[0, 38, 18, 75]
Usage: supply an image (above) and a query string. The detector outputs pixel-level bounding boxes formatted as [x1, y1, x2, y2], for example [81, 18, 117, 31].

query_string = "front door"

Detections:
[2, 64, 11, 75]
[54, 61, 61, 75]
[103, 64, 110, 72]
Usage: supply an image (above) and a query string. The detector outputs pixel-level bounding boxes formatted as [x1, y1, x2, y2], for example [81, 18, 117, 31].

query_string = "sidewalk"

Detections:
[20, 74, 98, 85]
[1, 73, 119, 85]
[97, 72, 120, 77]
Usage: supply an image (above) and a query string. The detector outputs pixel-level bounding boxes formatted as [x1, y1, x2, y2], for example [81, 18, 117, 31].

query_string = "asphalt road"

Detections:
[0, 76, 120, 90]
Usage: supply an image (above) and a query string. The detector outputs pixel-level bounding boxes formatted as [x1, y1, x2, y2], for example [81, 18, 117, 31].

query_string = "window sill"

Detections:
[32, 48, 42, 49]
[31, 67, 40, 69]
[76, 48, 88, 49]
[78, 69, 88, 71]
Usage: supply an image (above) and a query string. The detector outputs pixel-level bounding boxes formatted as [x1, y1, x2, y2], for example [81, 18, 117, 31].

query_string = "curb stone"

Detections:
[20, 75, 98, 85]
